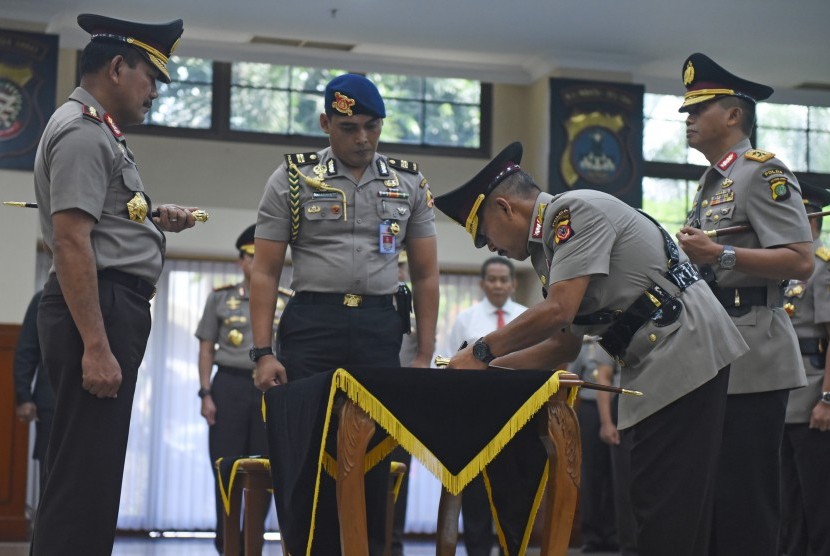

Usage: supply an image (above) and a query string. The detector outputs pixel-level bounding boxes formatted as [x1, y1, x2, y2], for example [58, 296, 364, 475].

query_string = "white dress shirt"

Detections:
[445, 297, 527, 355]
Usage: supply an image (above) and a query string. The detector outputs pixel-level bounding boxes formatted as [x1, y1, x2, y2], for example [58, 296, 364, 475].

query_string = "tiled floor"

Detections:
[0, 537, 617, 555]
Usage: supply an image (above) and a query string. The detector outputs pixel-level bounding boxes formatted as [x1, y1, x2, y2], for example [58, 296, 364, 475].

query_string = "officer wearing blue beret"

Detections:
[676, 52, 813, 556]
[249, 73, 439, 553]
[31, 12, 196, 555]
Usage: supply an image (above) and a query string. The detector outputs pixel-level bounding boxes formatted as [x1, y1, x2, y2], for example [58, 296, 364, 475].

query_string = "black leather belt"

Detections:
[292, 291, 393, 308]
[709, 285, 771, 309]
[217, 365, 254, 377]
[798, 337, 826, 356]
[98, 269, 156, 300]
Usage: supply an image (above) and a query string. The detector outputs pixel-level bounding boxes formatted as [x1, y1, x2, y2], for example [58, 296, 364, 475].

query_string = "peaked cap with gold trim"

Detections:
[236, 224, 256, 256]
[78, 13, 183, 83]
[434, 142, 523, 248]
[679, 52, 773, 112]
[800, 182, 830, 212]
[324, 73, 386, 119]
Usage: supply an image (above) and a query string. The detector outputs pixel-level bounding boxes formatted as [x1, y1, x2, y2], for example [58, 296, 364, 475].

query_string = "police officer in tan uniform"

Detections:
[249, 73, 439, 554]
[32, 14, 195, 555]
[675, 53, 812, 556]
[435, 142, 748, 556]
[779, 183, 830, 556]
[195, 224, 291, 553]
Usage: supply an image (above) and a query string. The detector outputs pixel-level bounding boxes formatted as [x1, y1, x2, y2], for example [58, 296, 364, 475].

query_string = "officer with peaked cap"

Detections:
[249, 73, 439, 554]
[31, 13, 196, 555]
[435, 142, 749, 555]
[779, 182, 830, 555]
[675, 53, 812, 556]
[195, 225, 290, 553]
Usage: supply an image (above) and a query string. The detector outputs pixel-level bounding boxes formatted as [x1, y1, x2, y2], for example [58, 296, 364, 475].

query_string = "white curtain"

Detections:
[101, 258, 480, 532]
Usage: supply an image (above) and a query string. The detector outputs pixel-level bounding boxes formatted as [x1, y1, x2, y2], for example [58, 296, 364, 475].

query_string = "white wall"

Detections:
[0, 169, 39, 323]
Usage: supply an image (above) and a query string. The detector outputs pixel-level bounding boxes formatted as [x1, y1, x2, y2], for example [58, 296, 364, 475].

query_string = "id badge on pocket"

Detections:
[379, 221, 396, 254]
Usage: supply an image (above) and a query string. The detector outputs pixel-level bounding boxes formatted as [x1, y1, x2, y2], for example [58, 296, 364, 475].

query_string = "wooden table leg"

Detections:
[224, 470, 244, 556]
[242, 470, 271, 555]
[537, 388, 581, 556]
[436, 488, 462, 555]
[337, 399, 376, 556]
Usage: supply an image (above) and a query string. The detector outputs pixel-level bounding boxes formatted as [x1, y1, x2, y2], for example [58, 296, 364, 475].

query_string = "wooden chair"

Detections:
[221, 458, 275, 556]
[337, 372, 583, 556]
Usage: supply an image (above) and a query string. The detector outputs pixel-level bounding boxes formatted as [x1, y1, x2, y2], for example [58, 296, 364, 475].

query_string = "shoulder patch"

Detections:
[284, 151, 321, 167]
[769, 177, 791, 202]
[387, 158, 419, 174]
[744, 149, 775, 163]
[816, 246, 830, 262]
[213, 284, 235, 292]
[81, 104, 102, 122]
[762, 167, 785, 178]
[552, 208, 574, 245]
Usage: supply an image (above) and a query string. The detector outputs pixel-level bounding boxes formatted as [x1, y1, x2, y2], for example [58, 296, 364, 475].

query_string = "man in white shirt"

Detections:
[445, 256, 527, 556]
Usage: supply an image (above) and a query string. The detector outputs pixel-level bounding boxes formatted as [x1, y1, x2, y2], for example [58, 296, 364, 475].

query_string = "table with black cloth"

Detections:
[264, 366, 582, 556]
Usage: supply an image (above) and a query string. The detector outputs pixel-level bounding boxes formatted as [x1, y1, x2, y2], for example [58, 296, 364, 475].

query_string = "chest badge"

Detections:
[226, 296, 241, 310]
[227, 329, 244, 347]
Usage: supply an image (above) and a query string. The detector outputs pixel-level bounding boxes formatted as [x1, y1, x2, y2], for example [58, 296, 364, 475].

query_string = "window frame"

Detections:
[125, 59, 493, 159]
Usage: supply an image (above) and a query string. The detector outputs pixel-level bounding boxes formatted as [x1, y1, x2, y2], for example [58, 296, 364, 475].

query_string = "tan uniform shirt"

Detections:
[528, 190, 748, 429]
[784, 241, 830, 423]
[195, 283, 289, 370]
[570, 337, 616, 402]
[256, 147, 436, 294]
[685, 138, 810, 394]
[34, 87, 165, 284]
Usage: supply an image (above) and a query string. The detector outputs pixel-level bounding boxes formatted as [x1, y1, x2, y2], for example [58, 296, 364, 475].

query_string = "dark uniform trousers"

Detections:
[624, 367, 730, 556]
[278, 294, 403, 556]
[209, 366, 270, 551]
[31, 274, 152, 556]
[780, 423, 830, 556]
[710, 390, 789, 556]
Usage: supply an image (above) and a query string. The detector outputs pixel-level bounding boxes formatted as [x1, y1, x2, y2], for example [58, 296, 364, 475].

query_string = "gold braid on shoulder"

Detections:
[288, 162, 348, 221]
[288, 165, 301, 243]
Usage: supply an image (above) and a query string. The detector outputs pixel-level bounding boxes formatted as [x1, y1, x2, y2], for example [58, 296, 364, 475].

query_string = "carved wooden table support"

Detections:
[337, 399, 377, 555]
[436, 489, 463, 555]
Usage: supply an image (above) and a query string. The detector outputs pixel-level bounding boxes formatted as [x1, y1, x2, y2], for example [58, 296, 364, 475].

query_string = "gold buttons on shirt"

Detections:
[648, 333, 657, 343]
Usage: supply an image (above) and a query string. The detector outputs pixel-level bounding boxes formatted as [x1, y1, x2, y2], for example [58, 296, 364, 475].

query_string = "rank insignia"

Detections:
[710, 190, 734, 206]
[284, 152, 319, 166]
[717, 151, 737, 171]
[784, 302, 795, 317]
[126, 192, 149, 222]
[306, 205, 321, 214]
[227, 329, 244, 347]
[376, 159, 390, 177]
[419, 178, 428, 189]
[553, 209, 574, 245]
[327, 159, 337, 175]
[226, 297, 241, 310]
[425, 187, 434, 208]
[104, 113, 123, 138]
[785, 282, 805, 298]
[532, 203, 546, 239]
[721, 178, 733, 188]
[762, 168, 784, 178]
[332, 91, 355, 116]
[745, 149, 775, 163]
[81, 104, 101, 122]
[769, 177, 791, 202]
[387, 158, 419, 174]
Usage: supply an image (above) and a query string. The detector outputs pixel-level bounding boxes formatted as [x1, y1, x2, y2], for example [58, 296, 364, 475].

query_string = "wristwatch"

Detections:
[197, 387, 211, 399]
[472, 337, 496, 364]
[249, 346, 274, 363]
[718, 245, 737, 270]
[820, 391, 830, 405]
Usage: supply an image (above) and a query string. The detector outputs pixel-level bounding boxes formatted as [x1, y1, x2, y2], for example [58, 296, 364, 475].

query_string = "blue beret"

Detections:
[325, 74, 386, 119]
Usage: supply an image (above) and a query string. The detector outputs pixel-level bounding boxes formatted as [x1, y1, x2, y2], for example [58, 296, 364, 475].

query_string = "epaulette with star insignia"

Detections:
[81, 104, 102, 122]
[387, 158, 419, 174]
[816, 246, 830, 262]
[744, 149, 775, 163]
[213, 284, 235, 292]
[284, 151, 321, 167]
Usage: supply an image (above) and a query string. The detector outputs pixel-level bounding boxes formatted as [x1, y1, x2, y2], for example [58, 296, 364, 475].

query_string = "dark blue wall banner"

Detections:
[548, 78, 644, 207]
[0, 29, 58, 170]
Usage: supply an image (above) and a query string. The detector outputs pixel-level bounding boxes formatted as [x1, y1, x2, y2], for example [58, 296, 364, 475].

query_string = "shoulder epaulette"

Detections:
[816, 246, 830, 262]
[213, 284, 235, 292]
[284, 152, 321, 167]
[387, 158, 419, 174]
[744, 149, 775, 163]
[278, 286, 295, 297]
[81, 104, 102, 122]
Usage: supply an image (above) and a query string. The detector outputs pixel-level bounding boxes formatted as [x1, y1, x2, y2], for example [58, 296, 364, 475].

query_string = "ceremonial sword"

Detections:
[3, 201, 209, 222]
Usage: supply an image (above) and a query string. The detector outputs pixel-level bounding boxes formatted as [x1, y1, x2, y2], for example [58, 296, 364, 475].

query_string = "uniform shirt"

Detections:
[34, 87, 165, 285]
[527, 190, 748, 429]
[570, 337, 616, 401]
[445, 298, 527, 355]
[195, 283, 289, 370]
[256, 147, 436, 295]
[685, 137, 810, 394]
[784, 240, 830, 423]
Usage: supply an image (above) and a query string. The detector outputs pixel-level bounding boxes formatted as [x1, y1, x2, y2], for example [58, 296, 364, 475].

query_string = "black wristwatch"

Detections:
[472, 337, 496, 364]
[249, 346, 274, 363]
[197, 387, 211, 399]
[820, 391, 830, 405]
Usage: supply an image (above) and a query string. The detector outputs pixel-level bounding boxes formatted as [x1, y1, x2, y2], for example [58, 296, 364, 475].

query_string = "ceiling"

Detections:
[4, 0, 830, 103]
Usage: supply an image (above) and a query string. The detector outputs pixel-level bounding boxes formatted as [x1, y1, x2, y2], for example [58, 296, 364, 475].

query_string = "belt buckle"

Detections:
[343, 294, 362, 308]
